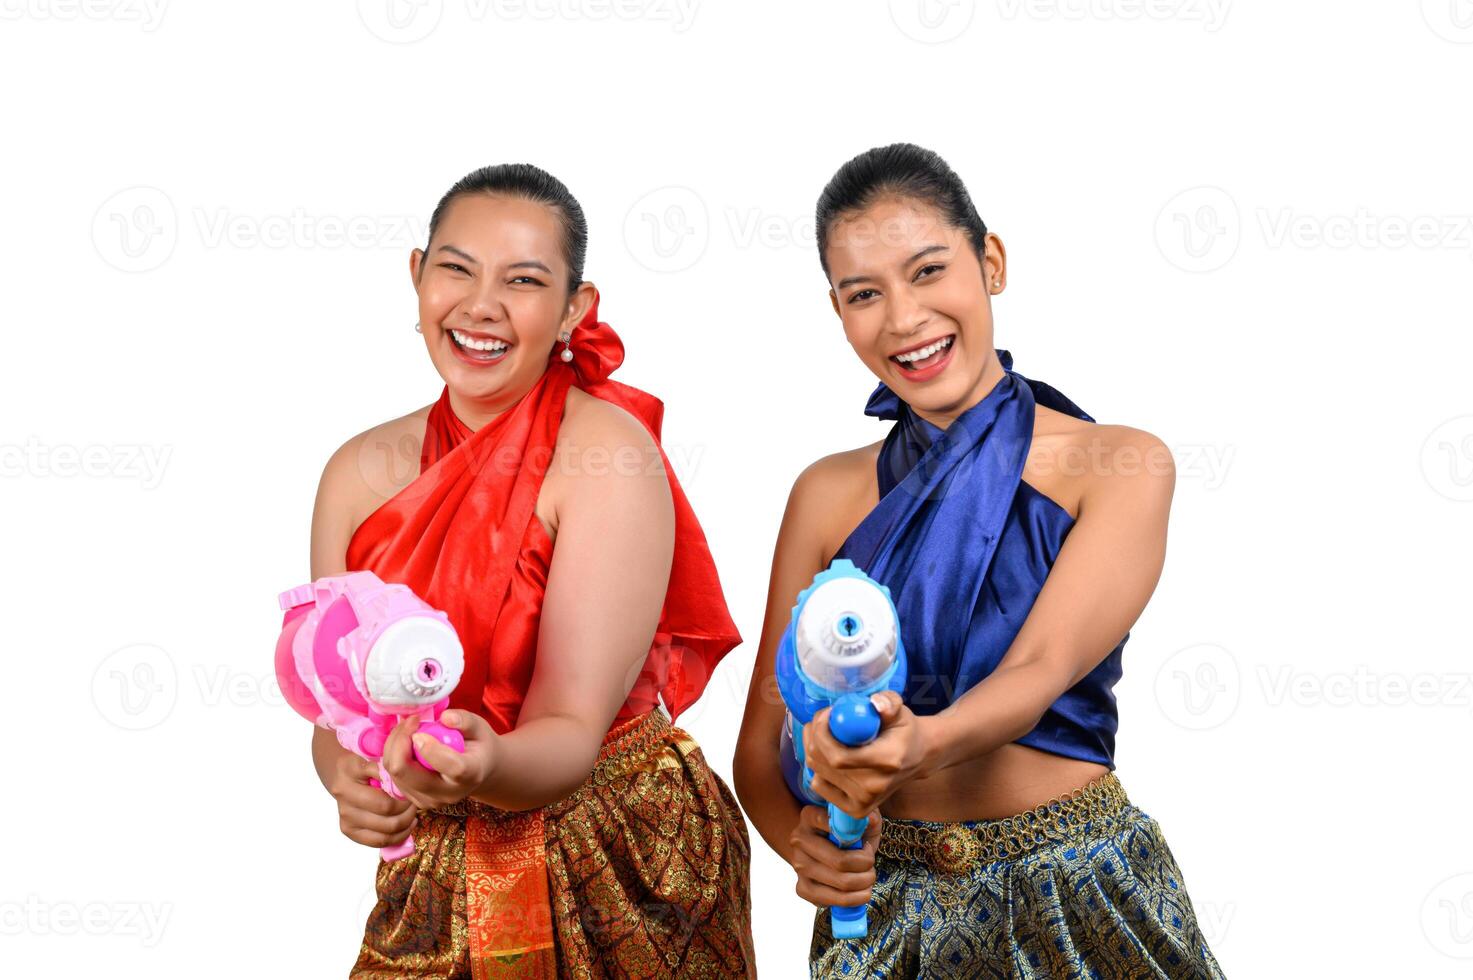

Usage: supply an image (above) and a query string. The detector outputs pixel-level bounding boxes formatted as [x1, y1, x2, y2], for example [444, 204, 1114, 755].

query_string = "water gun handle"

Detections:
[824, 693, 883, 939]
[369, 764, 417, 862]
[367, 720, 467, 863]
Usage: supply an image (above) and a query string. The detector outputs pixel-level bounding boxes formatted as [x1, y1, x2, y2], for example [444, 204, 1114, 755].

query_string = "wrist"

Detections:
[916, 712, 955, 776]
[468, 756, 500, 805]
[467, 763, 507, 807]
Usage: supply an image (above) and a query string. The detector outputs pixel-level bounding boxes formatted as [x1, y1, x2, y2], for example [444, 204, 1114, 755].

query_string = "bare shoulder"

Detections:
[311, 402, 433, 577]
[319, 403, 434, 530]
[794, 440, 882, 497]
[787, 439, 884, 562]
[545, 387, 671, 541]
[1071, 420, 1175, 516]
[558, 385, 659, 454]
[1025, 406, 1172, 516]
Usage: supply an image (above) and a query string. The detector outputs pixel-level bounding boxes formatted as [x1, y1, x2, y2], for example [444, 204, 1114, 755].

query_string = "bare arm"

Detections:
[308, 437, 358, 790]
[732, 455, 883, 909]
[464, 399, 676, 811]
[923, 429, 1175, 769]
[732, 458, 849, 862]
[303, 433, 420, 847]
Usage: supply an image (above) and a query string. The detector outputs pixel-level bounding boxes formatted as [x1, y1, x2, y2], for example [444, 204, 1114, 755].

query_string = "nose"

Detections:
[884, 284, 928, 339]
[461, 277, 506, 324]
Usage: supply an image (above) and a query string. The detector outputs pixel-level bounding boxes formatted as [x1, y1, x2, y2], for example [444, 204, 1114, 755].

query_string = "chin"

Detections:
[905, 369, 989, 420]
[457, 368, 520, 397]
[908, 389, 965, 416]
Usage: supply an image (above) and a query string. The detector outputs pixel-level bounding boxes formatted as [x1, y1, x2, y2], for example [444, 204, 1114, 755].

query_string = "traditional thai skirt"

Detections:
[810, 772, 1227, 979]
[351, 709, 756, 979]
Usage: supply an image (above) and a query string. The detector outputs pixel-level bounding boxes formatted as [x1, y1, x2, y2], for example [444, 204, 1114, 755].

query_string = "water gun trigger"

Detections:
[828, 692, 882, 746]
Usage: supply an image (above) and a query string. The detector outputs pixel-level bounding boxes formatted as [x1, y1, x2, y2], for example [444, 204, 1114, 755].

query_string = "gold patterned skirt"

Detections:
[350, 709, 756, 979]
[810, 772, 1227, 979]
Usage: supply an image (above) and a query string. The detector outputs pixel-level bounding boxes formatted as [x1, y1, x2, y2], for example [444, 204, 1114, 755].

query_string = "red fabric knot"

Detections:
[551, 286, 624, 388]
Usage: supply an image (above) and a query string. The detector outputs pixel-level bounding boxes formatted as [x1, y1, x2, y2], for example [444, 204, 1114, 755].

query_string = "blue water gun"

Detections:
[777, 559, 907, 939]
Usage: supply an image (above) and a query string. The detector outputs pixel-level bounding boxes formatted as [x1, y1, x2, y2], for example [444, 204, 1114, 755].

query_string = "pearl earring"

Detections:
[993, 281, 1001, 289]
[414, 321, 422, 333]
[559, 335, 574, 362]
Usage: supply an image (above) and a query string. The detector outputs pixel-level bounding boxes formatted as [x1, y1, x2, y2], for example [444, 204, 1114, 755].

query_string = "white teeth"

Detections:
[894, 335, 954, 364]
[450, 329, 509, 352]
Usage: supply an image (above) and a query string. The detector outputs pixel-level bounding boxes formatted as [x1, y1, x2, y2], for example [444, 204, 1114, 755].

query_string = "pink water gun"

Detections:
[276, 570, 467, 861]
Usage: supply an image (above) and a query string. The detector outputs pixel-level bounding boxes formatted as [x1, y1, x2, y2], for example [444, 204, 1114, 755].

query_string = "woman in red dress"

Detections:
[306, 164, 755, 978]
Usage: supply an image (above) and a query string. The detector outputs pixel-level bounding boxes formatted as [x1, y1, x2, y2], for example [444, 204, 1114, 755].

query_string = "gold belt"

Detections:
[876, 771, 1133, 874]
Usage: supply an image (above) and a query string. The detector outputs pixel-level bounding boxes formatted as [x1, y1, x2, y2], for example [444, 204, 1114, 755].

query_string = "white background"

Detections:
[3, 1, 1471, 976]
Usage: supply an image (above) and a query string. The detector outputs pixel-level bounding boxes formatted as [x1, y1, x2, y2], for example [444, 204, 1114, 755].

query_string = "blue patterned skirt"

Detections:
[809, 772, 1226, 979]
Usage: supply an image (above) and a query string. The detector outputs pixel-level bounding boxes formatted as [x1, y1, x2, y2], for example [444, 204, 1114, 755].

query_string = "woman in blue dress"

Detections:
[732, 143, 1228, 978]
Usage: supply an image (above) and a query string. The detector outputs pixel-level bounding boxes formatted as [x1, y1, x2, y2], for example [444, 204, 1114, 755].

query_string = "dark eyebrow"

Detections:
[434, 244, 478, 264]
[433, 248, 552, 275]
[835, 244, 950, 291]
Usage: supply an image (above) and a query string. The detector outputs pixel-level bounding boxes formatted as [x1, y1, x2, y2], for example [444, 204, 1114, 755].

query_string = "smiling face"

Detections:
[409, 193, 594, 426]
[824, 196, 1008, 430]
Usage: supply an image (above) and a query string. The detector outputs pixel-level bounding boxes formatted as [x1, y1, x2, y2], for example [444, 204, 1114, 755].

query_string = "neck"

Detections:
[910, 353, 1007, 431]
[446, 374, 543, 432]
